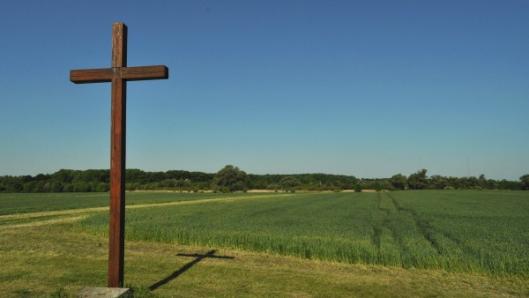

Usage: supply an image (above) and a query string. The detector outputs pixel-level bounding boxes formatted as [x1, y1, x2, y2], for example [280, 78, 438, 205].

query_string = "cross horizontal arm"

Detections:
[121, 65, 169, 81]
[70, 65, 168, 84]
[70, 68, 113, 84]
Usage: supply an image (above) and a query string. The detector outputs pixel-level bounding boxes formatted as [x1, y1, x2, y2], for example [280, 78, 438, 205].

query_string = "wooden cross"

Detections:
[70, 22, 169, 287]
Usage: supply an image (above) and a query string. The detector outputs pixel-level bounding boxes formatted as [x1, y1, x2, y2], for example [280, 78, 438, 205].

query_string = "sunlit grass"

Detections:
[78, 190, 529, 276]
[0, 191, 269, 215]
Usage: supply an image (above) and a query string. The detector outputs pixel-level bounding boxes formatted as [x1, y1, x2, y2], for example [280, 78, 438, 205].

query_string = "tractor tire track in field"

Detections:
[374, 193, 412, 259]
[372, 192, 397, 252]
[383, 193, 484, 266]
[372, 193, 386, 250]
[387, 192, 480, 262]
[385, 192, 442, 255]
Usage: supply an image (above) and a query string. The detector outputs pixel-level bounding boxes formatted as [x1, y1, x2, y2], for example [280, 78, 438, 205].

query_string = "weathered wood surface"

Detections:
[70, 68, 113, 83]
[108, 22, 127, 288]
[70, 66, 168, 83]
[120, 65, 168, 80]
[70, 22, 169, 288]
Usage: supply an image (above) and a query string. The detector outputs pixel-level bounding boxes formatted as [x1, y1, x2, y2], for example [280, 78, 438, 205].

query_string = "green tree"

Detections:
[52, 169, 75, 184]
[63, 184, 74, 192]
[212, 165, 248, 192]
[73, 182, 91, 192]
[175, 179, 191, 192]
[430, 175, 448, 189]
[95, 183, 109, 192]
[408, 169, 428, 190]
[520, 174, 529, 190]
[266, 183, 280, 192]
[390, 174, 407, 190]
[50, 182, 64, 192]
[280, 176, 300, 193]
[160, 179, 178, 188]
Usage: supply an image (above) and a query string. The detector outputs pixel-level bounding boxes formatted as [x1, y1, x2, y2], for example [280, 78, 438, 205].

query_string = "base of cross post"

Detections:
[78, 287, 132, 298]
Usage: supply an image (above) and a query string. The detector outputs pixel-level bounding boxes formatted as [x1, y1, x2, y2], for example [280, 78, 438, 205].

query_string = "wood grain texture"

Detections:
[108, 75, 126, 288]
[120, 65, 169, 81]
[70, 68, 113, 83]
[70, 65, 168, 84]
[108, 21, 127, 288]
[70, 22, 169, 288]
[112, 22, 127, 68]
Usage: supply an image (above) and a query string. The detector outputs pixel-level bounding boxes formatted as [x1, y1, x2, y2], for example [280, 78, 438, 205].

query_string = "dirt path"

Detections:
[3, 215, 89, 229]
[0, 194, 292, 229]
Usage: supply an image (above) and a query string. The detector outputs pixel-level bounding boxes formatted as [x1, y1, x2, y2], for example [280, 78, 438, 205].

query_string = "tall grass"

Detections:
[78, 190, 529, 276]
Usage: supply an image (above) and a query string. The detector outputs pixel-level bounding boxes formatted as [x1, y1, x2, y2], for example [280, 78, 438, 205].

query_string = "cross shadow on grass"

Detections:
[148, 249, 234, 291]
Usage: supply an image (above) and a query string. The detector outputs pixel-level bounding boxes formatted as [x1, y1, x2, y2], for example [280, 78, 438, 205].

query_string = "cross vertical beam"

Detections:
[108, 22, 127, 288]
[70, 22, 168, 288]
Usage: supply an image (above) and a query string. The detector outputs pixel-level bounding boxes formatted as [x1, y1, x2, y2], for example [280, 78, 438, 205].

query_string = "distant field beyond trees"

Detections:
[0, 166, 527, 193]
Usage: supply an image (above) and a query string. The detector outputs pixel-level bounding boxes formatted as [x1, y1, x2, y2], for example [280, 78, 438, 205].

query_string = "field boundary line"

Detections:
[0, 215, 89, 230]
[0, 193, 295, 221]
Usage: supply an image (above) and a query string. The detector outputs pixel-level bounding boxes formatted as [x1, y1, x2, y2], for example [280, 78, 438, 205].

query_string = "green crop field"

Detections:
[79, 190, 529, 276]
[0, 192, 264, 215]
[1, 190, 529, 297]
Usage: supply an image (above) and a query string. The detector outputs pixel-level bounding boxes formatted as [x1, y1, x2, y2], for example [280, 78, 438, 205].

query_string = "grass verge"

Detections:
[1, 222, 528, 297]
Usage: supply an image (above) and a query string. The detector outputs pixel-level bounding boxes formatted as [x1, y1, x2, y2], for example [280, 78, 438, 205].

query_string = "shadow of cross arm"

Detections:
[148, 249, 234, 291]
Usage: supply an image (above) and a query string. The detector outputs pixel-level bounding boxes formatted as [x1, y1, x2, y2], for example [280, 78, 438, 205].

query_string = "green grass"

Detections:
[1, 222, 528, 297]
[2, 190, 529, 296]
[75, 190, 529, 276]
[0, 191, 265, 215]
[391, 190, 529, 275]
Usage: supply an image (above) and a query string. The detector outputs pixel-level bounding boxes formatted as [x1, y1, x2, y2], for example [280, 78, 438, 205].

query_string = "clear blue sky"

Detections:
[0, 1, 528, 179]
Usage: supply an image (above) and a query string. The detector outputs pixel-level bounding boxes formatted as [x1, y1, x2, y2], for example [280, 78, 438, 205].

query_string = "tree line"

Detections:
[0, 166, 528, 193]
